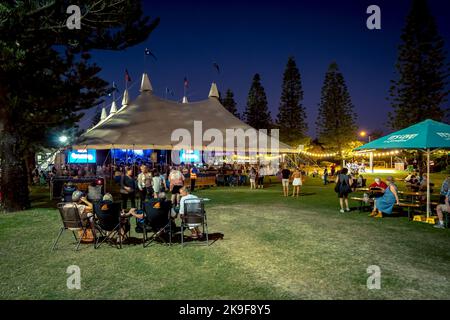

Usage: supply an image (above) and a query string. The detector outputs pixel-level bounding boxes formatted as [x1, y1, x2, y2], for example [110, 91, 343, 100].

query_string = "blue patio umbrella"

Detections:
[354, 119, 450, 217]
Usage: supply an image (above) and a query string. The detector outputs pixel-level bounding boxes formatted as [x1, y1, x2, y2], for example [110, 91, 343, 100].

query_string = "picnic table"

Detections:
[352, 188, 440, 220]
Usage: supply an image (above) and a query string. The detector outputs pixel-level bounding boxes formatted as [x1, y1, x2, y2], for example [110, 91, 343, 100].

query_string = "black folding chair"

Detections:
[180, 198, 209, 246]
[142, 199, 174, 247]
[93, 201, 127, 249]
[52, 203, 93, 251]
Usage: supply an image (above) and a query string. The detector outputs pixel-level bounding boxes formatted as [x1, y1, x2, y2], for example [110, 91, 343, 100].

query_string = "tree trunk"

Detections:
[25, 152, 36, 186]
[0, 130, 31, 212]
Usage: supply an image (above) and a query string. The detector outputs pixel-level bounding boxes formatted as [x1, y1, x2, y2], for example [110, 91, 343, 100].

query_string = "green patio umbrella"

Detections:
[354, 119, 450, 218]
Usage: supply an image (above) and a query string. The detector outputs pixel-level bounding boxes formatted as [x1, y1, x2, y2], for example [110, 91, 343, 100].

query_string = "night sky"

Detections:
[79, 0, 450, 138]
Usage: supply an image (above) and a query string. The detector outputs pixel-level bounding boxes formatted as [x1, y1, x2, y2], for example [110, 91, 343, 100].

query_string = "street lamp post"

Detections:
[360, 131, 373, 173]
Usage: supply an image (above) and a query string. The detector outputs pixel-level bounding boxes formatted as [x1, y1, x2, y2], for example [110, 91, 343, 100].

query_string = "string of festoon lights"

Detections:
[299, 150, 337, 158]
[297, 150, 402, 159]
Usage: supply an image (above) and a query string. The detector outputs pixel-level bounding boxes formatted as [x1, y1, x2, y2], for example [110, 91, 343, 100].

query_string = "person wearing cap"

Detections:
[67, 190, 94, 227]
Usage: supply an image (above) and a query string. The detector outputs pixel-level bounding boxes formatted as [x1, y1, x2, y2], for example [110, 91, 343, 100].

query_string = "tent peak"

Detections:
[100, 107, 107, 121]
[208, 82, 219, 98]
[110, 100, 118, 114]
[140, 73, 153, 92]
[121, 89, 130, 107]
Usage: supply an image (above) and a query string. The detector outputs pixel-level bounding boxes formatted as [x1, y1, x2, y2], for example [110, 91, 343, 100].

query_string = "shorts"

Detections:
[282, 179, 290, 187]
[250, 178, 256, 183]
[171, 185, 182, 194]
[293, 178, 302, 186]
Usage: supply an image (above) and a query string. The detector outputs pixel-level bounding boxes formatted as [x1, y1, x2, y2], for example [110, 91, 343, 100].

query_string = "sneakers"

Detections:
[434, 223, 445, 229]
[339, 209, 345, 213]
[345, 208, 351, 212]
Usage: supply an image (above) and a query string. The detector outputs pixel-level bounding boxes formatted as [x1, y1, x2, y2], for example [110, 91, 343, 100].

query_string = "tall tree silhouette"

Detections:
[222, 89, 240, 119]
[244, 74, 272, 130]
[276, 57, 307, 146]
[316, 62, 357, 159]
[388, 0, 449, 129]
[0, 1, 159, 211]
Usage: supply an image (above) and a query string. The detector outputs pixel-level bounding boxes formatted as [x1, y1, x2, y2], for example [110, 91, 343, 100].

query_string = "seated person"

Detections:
[67, 190, 94, 227]
[419, 174, 434, 192]
[370, 176, 400, 218]
[96, 193, 130, 238]
[71, 190, 93, 219]
[439, 176, 450, 204]
[435, 189, 450, 229]
[369, 178, 388, 190]
[178, 187, 203, 239]
[62, 182, 77, 202]
[128, 192, 174, 234]
[87, 181, 102, 203]
[405, 175, 420, 191]
[356, 175, 365, 188]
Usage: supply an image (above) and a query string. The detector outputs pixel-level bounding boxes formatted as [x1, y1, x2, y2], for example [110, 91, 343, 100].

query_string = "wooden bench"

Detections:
[350, 197, 373, 212]
[396, 203, 421, 220]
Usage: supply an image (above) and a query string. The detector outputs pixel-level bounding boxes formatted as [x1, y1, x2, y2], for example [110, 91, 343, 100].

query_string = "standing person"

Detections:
[258, 165, 265, 189]
[120, 167, 136, 209]
[152, 171, 164, 198]
[281, 165, 291, 197]
[335, 167, 353, 213]
[330, 164, 336, 177]
[291, 168, 302, 198]
[323, 168, 329, 185]
[137, 165, 153, 207]
[249, 167, 257, 190]
[372, 176, 400, 218]
[169, 166, 185, 206]
[190, 165, 199, 192]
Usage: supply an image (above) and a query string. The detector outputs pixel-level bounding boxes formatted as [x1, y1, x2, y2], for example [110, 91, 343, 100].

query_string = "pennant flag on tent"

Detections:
[125, 69, 131, 82]
[106, 81, 119, 96]
[213, 62, 220, 74]
[165, 87, 174, 96]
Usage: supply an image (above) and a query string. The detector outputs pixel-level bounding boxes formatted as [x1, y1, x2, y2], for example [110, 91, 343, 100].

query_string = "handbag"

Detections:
[334, 176, 341, 193]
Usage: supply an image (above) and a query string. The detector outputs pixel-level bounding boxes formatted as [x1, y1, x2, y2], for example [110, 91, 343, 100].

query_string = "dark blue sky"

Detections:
[80, 0, 450, 138]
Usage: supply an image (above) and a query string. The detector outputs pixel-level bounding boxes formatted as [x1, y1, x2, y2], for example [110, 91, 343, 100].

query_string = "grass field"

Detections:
[1, 173, 450, 299]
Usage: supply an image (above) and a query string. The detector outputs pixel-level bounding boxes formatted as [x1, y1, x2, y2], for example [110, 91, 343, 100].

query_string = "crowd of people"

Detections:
[51, 157, 450, 234]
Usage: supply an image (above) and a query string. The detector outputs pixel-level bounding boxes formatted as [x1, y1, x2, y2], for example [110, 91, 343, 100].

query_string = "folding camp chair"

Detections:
[180, 198, 208, 246]
[142, 199, 174, 247]
[93, 201, 128, 249]
[52, 202, 93, 251]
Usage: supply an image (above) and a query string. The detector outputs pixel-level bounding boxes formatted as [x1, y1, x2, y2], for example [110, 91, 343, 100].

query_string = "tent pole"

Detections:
[370, 151, 374, 173]
[427, 148, 430, 219]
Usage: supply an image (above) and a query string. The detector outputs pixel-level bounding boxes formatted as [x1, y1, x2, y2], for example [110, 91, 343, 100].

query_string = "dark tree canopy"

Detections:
[388, 0, 449, 130]
[276, 56, 307, 146]
[244, 74, 272, 130]
[0, 1, 159, 211]
[222, 89, 240, 119]
[316, 62, 357, 158]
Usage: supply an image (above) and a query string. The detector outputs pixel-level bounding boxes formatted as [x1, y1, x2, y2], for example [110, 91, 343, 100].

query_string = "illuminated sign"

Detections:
[68, 149, 96, 163]
[180, 149, 201, 163]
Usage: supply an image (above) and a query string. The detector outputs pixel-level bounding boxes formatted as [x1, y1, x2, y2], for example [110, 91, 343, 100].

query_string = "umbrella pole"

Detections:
[427, 148, 430, 219]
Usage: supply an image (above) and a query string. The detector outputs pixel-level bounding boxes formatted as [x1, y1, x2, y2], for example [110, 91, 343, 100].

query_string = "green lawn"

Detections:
[1, 173, 450, 299]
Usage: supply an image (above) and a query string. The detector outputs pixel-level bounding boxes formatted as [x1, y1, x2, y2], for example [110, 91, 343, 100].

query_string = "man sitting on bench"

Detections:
[434, 189, 450, 229]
